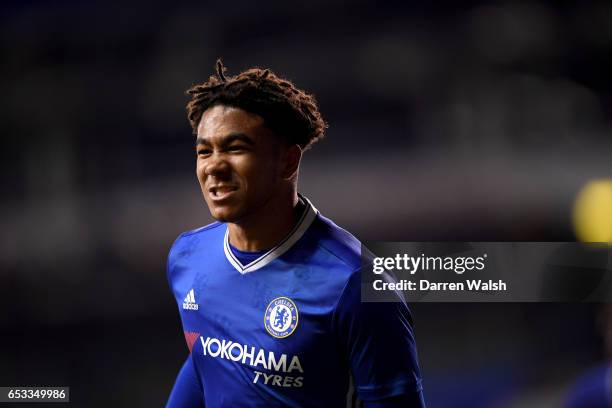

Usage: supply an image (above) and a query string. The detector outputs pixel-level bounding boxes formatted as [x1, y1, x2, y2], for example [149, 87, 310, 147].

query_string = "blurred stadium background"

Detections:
[1, 0, 611, 406]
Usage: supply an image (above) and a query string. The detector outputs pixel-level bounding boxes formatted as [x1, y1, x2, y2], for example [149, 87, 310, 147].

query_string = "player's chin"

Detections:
[207, 203, 244, 223]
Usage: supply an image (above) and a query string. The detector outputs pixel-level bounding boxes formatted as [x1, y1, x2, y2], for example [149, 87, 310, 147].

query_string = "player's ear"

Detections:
[281, 144, 302, 180]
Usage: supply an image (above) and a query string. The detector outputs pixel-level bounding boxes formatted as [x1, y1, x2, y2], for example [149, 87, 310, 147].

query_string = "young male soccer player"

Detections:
[166, 60, 425, 407]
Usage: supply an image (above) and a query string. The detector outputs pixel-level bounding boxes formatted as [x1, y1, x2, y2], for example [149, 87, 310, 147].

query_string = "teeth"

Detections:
[211, 187, 234, 196]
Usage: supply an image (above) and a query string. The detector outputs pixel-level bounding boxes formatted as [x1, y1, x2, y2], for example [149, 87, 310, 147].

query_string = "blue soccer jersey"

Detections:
[166, 196, 425, 407]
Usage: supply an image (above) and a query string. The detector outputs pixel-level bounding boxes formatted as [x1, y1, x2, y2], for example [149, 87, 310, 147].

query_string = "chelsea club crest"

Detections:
[264, 297, 299, 338]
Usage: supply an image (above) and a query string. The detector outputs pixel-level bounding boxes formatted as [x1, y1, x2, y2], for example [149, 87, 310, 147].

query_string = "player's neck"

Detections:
[228, 192, 301, 252]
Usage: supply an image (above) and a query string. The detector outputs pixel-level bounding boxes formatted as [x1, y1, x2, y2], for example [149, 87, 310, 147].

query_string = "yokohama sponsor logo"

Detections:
[199, 336, 303, 374]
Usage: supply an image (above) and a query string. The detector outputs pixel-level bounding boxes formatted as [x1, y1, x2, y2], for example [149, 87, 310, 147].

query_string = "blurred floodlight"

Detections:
[573, 179, 612, 243]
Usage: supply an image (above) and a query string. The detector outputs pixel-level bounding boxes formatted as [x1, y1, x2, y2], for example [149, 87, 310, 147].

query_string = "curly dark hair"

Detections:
[186, 60, 327, 150]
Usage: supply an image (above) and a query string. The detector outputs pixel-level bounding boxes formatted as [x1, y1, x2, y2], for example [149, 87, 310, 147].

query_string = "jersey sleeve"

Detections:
[332, 270, 425, 406]
[166, 233, 184, 291]
[166, 234, 205, 407]
[166, 357, 205, 408]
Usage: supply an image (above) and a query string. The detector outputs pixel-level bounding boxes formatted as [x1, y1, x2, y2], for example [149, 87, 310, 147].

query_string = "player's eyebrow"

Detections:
[195, 133, 256, 148]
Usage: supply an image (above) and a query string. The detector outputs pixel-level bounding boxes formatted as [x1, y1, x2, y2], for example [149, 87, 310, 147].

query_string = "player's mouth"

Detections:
[208, 185, 239, 201]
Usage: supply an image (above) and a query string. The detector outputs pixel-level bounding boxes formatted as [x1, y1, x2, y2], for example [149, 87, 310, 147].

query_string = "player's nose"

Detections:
[204, 152, 231, 176]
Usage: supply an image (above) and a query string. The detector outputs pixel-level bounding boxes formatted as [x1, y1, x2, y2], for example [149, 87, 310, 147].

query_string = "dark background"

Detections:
[1, 0, 611, 406]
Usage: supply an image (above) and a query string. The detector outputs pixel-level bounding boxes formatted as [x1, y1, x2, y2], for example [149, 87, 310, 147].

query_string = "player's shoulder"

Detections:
[169, 221, 225, 256]
[308, 213, 363, 272]
[167, 221, 225, 287]
[176, 221, 224, 240]
[180, 220, 224, 238]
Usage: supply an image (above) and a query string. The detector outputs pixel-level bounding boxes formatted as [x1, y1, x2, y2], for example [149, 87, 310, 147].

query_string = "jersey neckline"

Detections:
[223, 194, 318, 274]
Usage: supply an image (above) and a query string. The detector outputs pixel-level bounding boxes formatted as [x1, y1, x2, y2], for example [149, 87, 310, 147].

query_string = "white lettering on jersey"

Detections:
[252, 370, 303, 388]
[199, 336, 303, 374]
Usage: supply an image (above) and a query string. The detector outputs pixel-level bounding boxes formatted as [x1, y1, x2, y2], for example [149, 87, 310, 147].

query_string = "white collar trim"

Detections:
[223, 195, 318, 274]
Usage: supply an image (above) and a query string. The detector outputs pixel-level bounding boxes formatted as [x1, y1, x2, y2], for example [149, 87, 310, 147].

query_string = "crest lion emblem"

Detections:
[264, 297, 299, 338]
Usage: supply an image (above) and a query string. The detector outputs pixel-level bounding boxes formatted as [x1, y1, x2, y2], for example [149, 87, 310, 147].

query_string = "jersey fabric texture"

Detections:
[166, 196, 425, 407]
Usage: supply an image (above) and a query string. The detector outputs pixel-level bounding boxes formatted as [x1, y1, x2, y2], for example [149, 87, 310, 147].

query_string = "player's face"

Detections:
[195, 105, 285, 223]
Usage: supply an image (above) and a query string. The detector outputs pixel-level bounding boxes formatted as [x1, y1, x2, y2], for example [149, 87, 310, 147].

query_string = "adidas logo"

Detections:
[182, 289, 199, 311]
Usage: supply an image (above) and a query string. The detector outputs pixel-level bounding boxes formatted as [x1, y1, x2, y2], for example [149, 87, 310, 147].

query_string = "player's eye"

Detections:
[197, 148, 212, 156]
[228, 144, 247, 152]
